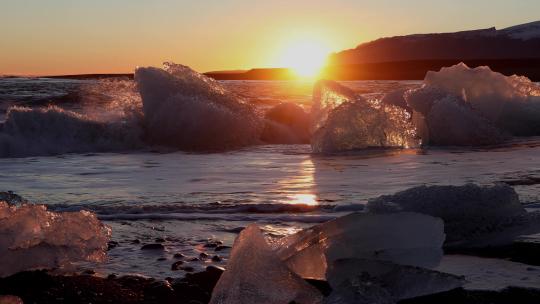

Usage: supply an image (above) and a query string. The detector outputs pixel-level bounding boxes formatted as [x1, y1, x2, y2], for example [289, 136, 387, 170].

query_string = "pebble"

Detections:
[214, 245, 231, 252]
[181, 266, 195, 272]
[173, 253, 186, 259]
[141, 243, 165, 250]
[171, 261, 184, 271]
[199, 252, 209, 259]
[211, 255, 222, 262]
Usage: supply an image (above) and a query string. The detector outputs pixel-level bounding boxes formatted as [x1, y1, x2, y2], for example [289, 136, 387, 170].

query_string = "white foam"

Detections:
[0, 106, 141, 157]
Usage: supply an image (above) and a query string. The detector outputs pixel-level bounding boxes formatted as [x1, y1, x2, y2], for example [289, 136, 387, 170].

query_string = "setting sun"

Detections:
[279, 40, 331, 78]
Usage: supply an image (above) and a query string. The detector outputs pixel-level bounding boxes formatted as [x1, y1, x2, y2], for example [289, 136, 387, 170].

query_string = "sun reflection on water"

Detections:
[288, 193, 318, 206]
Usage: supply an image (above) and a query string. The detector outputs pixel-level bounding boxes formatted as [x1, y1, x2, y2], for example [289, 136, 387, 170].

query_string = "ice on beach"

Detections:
[274, 212, 445, 280]
[325, 258, 465, 303]
[261, 102, 311, 144]
[311, 80, 420, 153]
[209, 224, 323, 304]
[135, 63, 263, 151]
[403, 63, 540, 145]
[0, 201, 111, 277]
[367, 183, 540, 247]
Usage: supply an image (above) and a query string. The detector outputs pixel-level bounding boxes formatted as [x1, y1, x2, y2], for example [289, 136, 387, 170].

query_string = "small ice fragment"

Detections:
[0, 202, 111, 277]
[274, 212, 445, 280]
[209, 224, 323, 304]
[326, 258, 465, 302]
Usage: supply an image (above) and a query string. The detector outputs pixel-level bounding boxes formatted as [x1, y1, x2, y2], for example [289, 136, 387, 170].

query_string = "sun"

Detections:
[279, 40, 330, 78]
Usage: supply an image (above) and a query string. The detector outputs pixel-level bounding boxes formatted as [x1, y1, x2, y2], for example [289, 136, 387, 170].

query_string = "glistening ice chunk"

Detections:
[326, 258, 465, 303]
[209, 224, 323, 304]
[135, 63, 262, 151]
[0, 201, 111, 277]
[311, 81, 420, 153]
[274, 212, 445, 280]
[367, 184, 532, 246]
[422, 63, 540, 137]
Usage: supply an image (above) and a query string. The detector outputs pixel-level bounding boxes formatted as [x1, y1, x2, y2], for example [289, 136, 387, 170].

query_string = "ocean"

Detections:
[1, 76, 540, 280]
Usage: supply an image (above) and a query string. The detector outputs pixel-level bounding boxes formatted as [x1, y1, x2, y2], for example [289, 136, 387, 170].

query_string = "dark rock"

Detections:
[131, 239, 141, 244]
[171, 261, 184, 271]
[305, 279, 332, 297]
[211, 255, 222, 262]
[107, 241, 119, 250]
[141, 243, 165, 251]
[82, 269, 95, 275]
[157, 257, 167, 261]
[189, 257, 200, 262]
[181, 267, 195, 272]
[173, 253, 186, 259]
[199, 253, 209, 259]
[214, 245, 231, 252]
[447, 241, 540, 266]
[155, 238, 166, 243]
[399, 287, 540, 304]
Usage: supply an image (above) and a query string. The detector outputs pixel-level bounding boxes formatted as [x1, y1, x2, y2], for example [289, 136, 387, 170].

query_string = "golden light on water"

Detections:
[275, 158, 319, 206]
[288, 193, 318, 206]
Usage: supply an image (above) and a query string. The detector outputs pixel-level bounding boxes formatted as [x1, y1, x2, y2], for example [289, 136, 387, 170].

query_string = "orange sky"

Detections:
[1, 0, 539, 75]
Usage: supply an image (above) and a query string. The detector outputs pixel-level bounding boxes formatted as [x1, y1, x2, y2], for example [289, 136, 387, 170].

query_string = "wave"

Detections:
[48, 202, 357, 215]
[44, 201, 363, 223]
[0, 106, 142, 157]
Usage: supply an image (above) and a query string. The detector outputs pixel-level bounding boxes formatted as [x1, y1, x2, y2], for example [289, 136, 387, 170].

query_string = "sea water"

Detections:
[1, 77, 539, 278]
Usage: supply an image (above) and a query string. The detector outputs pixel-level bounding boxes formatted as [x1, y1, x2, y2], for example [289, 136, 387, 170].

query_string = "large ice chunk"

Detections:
[367, 184, 532, 246]
[209, 224, 323, 304]
[135, 63, 263, 151]
[422, 63, 540, 136]
[311, 81, 420, 153]
[0, 201, 111, 277]
[273, 212, 445, 280]
[325, 258, 464, 303]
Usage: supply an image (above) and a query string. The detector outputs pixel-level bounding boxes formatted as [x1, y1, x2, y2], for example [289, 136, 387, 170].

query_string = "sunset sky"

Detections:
[1, 0, 540, 75]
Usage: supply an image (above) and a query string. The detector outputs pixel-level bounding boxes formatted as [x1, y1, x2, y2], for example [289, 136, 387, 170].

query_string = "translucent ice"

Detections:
[0, 201, 111, 277]
[367, 184, 533, 246]
[311, 80, 420, 153]
[209, 224, 323, 304]
[135, 63, 263, 151]
[406, 63, 540, 142]
[274, 212, 445, 280]
[325, 258, 464, 303]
